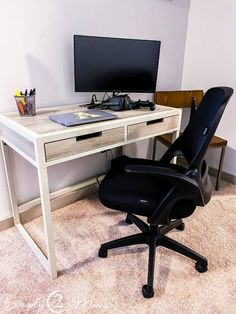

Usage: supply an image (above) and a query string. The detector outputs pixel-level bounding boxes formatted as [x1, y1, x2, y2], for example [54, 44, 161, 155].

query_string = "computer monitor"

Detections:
[74, 35, 161, 93]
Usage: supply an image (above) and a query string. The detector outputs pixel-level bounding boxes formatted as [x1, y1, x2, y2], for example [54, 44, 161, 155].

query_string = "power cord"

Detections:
[96, 176, 101, 186]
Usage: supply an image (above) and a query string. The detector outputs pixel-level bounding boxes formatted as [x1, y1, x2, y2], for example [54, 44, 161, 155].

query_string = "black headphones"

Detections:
[102, 95, 132, 111]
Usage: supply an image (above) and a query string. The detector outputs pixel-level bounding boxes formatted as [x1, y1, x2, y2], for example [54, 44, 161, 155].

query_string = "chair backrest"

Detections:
[154, 90, 204, 108]
[160, 87, 233, 205]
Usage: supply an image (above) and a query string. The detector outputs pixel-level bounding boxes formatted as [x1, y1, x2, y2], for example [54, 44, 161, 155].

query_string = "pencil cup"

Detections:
[14, 95, 36, 116]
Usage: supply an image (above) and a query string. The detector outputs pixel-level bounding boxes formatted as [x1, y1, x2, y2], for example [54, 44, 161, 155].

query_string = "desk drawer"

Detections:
[127, 115, 178, 140]
[45, 127, 124, 161]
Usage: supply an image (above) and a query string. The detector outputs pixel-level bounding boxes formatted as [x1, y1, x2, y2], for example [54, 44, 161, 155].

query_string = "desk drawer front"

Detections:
[1, 126, 35, 160]
[45, 127, 124, 161]
[127, 115, 178, 140]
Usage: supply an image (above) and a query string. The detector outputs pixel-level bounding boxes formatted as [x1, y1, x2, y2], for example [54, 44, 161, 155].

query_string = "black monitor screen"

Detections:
[74, 35, 161, 93]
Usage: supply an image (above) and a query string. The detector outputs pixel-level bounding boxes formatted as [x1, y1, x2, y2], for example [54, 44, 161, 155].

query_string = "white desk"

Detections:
[0, 104, 181, 278]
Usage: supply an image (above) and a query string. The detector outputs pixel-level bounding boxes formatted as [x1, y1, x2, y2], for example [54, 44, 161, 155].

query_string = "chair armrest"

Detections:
[125, 165, 198, 194]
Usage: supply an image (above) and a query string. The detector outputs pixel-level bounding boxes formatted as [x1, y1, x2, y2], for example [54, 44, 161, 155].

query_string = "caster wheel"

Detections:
[125, 216, 133, 225]
[98, 248, 108, 258]
[176, 222, 185, 231]
[195, 261, 208, 273]
[142, 285, 154, 298]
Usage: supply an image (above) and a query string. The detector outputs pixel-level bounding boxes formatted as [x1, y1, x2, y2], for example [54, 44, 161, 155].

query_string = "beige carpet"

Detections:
[0, 179, 236, 313]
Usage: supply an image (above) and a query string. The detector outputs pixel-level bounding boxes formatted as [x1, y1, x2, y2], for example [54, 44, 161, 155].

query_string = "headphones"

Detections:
[102, 95, 132, 111]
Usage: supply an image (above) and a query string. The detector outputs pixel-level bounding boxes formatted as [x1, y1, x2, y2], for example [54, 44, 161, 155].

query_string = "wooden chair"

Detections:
[152, 90, 227, 190]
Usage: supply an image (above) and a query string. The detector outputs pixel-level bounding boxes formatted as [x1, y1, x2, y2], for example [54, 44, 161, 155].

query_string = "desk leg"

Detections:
[152, 137, 158, 160]
[118, 146, 124, 156]
[171, 131, 179, 164]
[36, 145, 57, 279]
[0, 141, 20, 225]
[1, 140, 57, 278]
[171, 130, 179, 143]
[172, 112, 181, 164]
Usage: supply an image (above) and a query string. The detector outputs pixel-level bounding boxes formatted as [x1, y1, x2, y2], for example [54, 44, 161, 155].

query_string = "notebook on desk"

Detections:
[49, 109, 117, 127]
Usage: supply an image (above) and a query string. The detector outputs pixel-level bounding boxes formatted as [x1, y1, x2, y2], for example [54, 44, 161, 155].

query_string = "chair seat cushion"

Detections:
[99, 155, 187, 218]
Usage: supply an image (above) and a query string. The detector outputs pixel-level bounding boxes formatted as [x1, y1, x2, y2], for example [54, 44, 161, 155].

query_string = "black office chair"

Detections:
[98, 87, 233, 298]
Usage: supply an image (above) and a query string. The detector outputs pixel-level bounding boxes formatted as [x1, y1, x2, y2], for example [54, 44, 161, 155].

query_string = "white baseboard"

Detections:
[1, 168, 234, 233]
[209, 167, 236, 184]
[0, 175, 103, 232]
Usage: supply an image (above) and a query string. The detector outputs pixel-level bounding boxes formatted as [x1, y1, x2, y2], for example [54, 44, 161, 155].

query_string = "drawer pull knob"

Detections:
[76, 132, 102, 141]
[147, 118, 164, 125]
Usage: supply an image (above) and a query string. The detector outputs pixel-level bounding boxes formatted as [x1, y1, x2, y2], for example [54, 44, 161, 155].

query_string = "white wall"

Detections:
[0, 0, 190, 220]
[182, 0, 236, 176]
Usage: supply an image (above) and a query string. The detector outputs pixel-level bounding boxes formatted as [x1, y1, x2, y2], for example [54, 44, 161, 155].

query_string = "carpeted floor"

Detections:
[0, 179, 236, 313]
